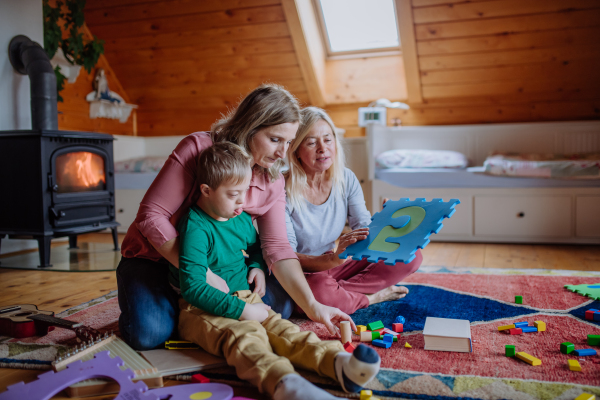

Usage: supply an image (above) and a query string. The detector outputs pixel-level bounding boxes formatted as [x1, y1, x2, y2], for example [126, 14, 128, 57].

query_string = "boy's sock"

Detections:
[334, 344, 380, 393]
[273, 374, 343, 400]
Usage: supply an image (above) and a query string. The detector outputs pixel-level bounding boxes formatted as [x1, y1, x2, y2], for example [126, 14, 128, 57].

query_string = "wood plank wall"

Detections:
[79, 0, 600, 137]
[84, 0, 310, 136]
[328, 0, 600, 136]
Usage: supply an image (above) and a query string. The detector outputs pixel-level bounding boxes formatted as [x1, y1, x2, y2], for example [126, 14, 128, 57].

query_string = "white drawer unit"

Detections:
[576, 196, 600, 238]
[474, 195, 572, 238]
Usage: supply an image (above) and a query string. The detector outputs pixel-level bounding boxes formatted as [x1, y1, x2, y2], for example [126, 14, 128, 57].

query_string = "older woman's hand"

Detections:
[334, 228, 369, 262]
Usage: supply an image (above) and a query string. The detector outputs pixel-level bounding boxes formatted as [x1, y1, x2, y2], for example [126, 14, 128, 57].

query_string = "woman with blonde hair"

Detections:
[285, 107, 423, 314]
[117, 85, 353, 352]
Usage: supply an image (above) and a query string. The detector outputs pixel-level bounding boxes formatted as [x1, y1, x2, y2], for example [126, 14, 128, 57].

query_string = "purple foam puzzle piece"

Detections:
[0, 351, 158, 400]
[148, 383, 233, 400]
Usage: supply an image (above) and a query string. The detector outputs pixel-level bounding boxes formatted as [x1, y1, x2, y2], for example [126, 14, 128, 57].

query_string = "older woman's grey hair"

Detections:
[285, 107, 346, 211]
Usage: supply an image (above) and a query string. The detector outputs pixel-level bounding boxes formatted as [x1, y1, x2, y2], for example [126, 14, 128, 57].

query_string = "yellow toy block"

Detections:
[355, 325, 367, 335]
[405, 342, 412, 348]
[360, 389, 373, 400]
[516, 351, 541, 366]
[534, 321, 546, 332]
[574, 394, 595, 400]
[568, 359, 582, 372]
[497, 324, 515, 331]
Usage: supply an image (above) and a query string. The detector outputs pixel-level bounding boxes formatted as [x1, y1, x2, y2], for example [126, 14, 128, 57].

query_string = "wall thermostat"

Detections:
[358, 107, 386, 127]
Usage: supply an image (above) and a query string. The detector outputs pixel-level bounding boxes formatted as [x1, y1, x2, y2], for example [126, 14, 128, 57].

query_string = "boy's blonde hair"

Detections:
[211, 83, 302, 182]
[197, 142, 252, 190]
[285, 107, 346, 211]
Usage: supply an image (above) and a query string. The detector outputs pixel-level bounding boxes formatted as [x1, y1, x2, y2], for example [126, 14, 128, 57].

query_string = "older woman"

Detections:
[284, 107, 423, 315]
[117, 86, 353, 351]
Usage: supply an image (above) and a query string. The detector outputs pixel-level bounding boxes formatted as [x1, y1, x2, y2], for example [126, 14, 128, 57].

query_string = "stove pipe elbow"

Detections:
[9, 35, 59, 131]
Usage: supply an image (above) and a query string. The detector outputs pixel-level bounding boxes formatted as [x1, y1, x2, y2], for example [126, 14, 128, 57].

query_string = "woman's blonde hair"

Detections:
[211, 84, 301, 181]
[285, 107, 346, 211]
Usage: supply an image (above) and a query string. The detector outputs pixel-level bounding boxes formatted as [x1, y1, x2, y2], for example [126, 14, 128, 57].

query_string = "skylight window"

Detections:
[317, 0, 400, 55]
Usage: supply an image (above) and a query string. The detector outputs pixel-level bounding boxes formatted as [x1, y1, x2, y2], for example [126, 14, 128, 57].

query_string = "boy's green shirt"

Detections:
[169, 204, 267, 319]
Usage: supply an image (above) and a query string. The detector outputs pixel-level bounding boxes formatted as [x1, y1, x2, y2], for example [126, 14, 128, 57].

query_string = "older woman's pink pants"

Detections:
[302, 250, 423, 315]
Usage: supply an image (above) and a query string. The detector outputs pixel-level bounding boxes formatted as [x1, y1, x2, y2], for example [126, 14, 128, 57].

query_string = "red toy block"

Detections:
[344, 341, 356, 353]
[507, 328, 523, 335]
[191, 373, 210, 384]
[585, 310, 596, 321]
[392, 323, 403, 333]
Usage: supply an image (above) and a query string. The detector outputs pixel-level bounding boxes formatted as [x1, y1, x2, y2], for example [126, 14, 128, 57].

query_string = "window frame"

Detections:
[312, 0, 402, 60]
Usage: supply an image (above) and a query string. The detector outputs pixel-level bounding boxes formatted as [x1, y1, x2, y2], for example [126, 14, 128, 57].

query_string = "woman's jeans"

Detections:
[116, 256, 294, 350]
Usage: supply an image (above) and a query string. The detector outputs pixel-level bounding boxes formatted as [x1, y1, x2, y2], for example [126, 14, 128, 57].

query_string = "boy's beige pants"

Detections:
[178, 290, 344, 395]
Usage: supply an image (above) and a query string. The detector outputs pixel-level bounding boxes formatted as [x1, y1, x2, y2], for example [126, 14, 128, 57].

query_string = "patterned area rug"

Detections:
[2, 267, 600, 400]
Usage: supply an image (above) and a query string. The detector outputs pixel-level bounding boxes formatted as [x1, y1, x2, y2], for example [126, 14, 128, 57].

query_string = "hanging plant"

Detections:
[43, 0, 104, 102]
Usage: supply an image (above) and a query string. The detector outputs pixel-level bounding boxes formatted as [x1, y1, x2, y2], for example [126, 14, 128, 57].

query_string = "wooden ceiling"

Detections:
[85, 0, 310, 136]
[79, 0, 600, 137]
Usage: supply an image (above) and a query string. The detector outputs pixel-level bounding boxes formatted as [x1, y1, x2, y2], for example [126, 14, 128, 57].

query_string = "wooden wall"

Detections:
[85, 0, 310, 136]
[328, 0, 600, 136]
[80, 0, 600, 137]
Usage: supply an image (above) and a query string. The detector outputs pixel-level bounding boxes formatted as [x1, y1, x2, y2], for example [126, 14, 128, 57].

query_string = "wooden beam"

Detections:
[281, 0, 326, 107]
[413, 0, 600, 24]
[396, 0, 423, 103]
[415, 8, 600, 40]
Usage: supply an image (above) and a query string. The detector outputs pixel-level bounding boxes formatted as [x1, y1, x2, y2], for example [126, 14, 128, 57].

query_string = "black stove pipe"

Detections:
[8, 35, 58, 131]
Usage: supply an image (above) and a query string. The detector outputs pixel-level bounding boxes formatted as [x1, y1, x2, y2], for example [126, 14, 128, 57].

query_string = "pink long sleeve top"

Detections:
[120, 131, 298, 268]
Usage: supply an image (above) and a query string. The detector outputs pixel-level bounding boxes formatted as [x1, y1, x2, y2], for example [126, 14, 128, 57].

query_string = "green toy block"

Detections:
[515, 296, 523, 304]
[588, 334, 600, 346]
[560, 342, 575, 354]
[505, 345, 516, 357]
[367, 321, 384, 331]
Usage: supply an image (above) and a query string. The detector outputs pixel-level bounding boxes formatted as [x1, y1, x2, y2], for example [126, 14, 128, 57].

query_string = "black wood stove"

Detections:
[0, 35, 119, 268]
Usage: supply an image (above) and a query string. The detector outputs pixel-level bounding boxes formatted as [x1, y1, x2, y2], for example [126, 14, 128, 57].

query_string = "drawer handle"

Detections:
[517, 212, 525, 218]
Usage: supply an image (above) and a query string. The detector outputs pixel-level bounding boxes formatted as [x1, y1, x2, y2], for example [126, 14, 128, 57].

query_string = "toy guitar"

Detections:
[0, 304, 102, 340]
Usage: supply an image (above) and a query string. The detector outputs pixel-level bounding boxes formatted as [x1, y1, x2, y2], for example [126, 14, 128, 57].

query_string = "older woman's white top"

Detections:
[285, 168, 372, 256]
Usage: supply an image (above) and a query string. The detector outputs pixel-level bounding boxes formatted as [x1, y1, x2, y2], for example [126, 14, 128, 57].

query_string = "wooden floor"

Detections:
[1, 233, 599, 398]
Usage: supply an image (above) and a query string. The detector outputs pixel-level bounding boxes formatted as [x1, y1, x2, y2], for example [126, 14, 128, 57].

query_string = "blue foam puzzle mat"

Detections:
[339, 198, 460, 265]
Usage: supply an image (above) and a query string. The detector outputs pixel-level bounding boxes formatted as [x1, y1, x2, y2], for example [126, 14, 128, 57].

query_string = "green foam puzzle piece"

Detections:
[368, 207, 426, 252]
[564, 283, 600, 300]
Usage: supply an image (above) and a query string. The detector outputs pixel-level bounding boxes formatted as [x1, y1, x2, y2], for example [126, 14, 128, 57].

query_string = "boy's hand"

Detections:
[206, 268, 229, 294]
[239, 303, 271, 323]
[248, 268, 266, 297]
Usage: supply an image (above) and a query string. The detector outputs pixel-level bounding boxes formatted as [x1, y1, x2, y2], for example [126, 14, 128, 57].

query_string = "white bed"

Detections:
[365, 120, 600, 244]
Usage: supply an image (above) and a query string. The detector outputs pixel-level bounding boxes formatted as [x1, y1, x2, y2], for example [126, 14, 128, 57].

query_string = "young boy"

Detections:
[170, 142, 380, 400]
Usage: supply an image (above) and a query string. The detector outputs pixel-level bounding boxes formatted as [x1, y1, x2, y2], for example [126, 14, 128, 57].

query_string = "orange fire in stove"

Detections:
[56, 152, 106, 193]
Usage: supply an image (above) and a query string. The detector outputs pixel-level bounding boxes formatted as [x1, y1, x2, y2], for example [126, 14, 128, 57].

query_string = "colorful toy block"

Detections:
[341, 321, 352, 344]
[513, 321, 529, 328]
[585, 310, 597, 321]
[339, 198, 460, 264]
[367, 321, 384, 331]
[394, 316, 405, 324]
[515, 295, 523, 304]
[588, 334, 600, 346]
[191, 373, 210, 384]
[574, 394, 595, 400]
[521, 326, 538, 333]
[505, 345, 516, 357]
[507, 328, 522, 335]
[568, 359, 582, 372]
[560, 342, 575, 354]
[516, 351, 541, 366]
[381, 328, 398, 336]
[355, 325, 367, 335]
[498, 324, 515, 331]
[361, 331, 380, 342]
[392, 323, 404, 333]
[595, 312, 600, 322]
[383, 334, 394, 344]
[533, 321, 546, 332]
[372, 339, 391, 349]
[360, 390, 373, 400]
[573, 349, 597, 356]
[405, 342, 412, 348]
[344, 341, 356, 353]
